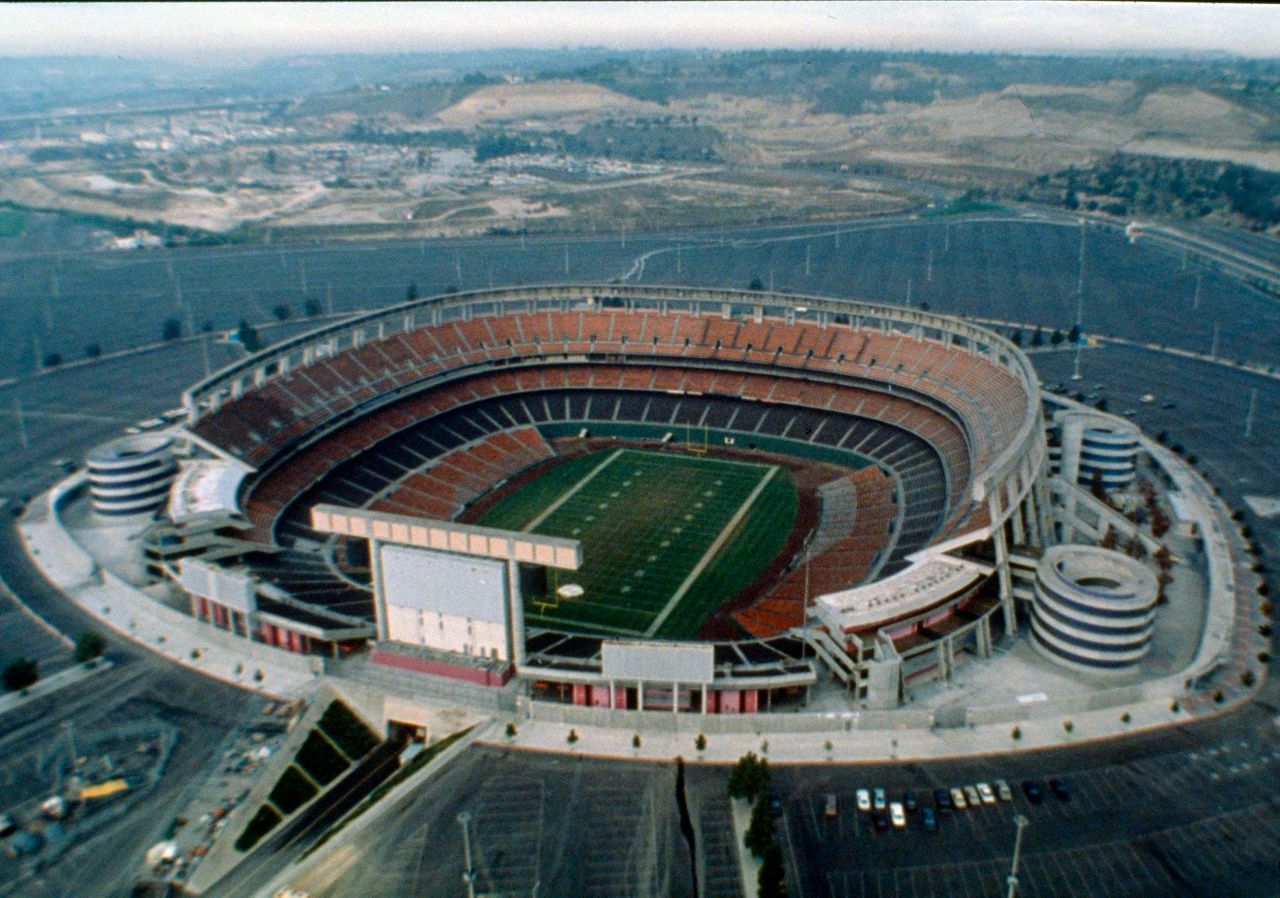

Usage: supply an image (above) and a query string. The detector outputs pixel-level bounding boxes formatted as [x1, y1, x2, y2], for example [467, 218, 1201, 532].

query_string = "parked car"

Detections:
[904, 791, 918, 813]
[769, 794, 782, 818]
[873, 788, 887, 811]
[1049, 778, 1071, 802]
[872, 810, 890, 831]
[890, 802, 906, 828]
[824, 794, 838, 817]
[934, 788, 951, 810]
[922, 806, 937, 831]
[977, 782, 997, 805]
[1022, 780, 1044, 804]
[995, 779, 1013, 802]
[856, 788, 871, 812]
[950, 787, 967, 810]
[964, 785, 981, 807]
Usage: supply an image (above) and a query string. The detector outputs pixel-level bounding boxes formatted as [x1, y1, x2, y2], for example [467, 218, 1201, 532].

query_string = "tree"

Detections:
[42, 351, 63, 368]
[74, 630, 107, 663]
[406, 281, 420, 301]
[1050, 329, 1064, 346]
[84, 342, 102, 358]
[3, 657, 39, 692]
[758, 842, 787, 898]
[303, 297, 322, 317]
[567, 728, 578, 744]
[162, 317, 182, 341]
[236, 319, 262, 353]
[749, 276, 764, 291]
[1009, 329, 1023, 346]
[1030, 326, 1044, 347]
[727, 751, 770, 802]
[1068, 323, 1081, 344]
[744, 792, 775, 858]
[271, 303, 291, 321]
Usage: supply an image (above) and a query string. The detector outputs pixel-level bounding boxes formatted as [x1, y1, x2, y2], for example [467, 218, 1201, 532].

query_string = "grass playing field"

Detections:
[476, 447, 798, 639]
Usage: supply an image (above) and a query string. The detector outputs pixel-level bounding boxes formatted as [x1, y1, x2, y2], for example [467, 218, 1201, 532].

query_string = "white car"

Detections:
[964, 785, 981, 807]
[873, 788, 887, 811]
[977, 782, 997, 805]
[856, 788, 871, 812]
[889, 801, 906, 828]
[950, 787, 967, 810]
[995, 779, 1013, 802]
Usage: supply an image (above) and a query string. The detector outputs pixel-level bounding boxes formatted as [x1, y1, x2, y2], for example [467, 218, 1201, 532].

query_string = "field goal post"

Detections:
[684, 421, 710, 456]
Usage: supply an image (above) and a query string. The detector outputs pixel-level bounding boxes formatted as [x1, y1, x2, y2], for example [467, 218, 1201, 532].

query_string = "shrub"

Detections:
[744, 792, 775, 859]
[2, 658, 39, 692]
[234, 804, 282, 852]
[74, 630, 107, 663]
[1171, 700, 1180, 713]
[268, 765, 319, 814]
[505, 722, 517, 739]
[567, 729, 579, 744]
[161, 317, 181, 341]
[1121, 712, 1131, 724]
[317, 701, 379, 759]
[41, 351, 63, 368]
[1242, 670, 1257, 687]
[271, 303, 291, 321]
[695, 733, 707, 751]
[1011, 726, 1022, 740]
[83, 342, 102, 358]
[1063, 720, 1074, 734]
[632, 734, 641, 749]
[295, 731, 351, 785]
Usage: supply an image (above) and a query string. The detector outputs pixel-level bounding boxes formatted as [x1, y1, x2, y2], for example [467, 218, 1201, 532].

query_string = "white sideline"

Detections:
[523, 447, 624, 531]
[645, 465, 779, 637]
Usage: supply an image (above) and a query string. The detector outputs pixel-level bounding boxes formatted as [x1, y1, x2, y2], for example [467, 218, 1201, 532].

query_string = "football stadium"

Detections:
[116, 282, 1061, 713]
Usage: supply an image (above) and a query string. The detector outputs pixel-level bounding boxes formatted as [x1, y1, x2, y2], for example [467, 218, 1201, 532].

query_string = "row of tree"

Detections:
[727, 751, 786, 898]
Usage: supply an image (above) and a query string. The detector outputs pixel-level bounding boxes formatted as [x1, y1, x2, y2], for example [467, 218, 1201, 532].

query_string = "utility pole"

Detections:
[15, 398, 28, 449]
[326, 283, 334, 315]
[926, 245, 933, 282]
[200, 333, 211, 377]
[1245, 388, 1258, 438]
[455, 252, 462, 281]
[906, 278, 912, 306]
[944, 222, 950, 252]
[1071, 341, 1083, 381]
[458, 812, 476, 898]
[33, 333, 43, 372]
[805, 243, 811, 278]
[564, 245, 569, 277]
[1006, 814, 1029, 898]
[1210, 321, 1220, 360]
[676, 245, 681, 275]
[1193, 274, 1202, 311]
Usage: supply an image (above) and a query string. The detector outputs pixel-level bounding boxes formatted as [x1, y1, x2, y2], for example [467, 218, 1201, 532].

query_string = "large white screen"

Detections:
[602, 641, 714, 684]
[380, 544, 507, 623]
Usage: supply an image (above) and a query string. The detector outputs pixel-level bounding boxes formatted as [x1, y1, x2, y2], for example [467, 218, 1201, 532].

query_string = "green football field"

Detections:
[475, 447, 798, 639]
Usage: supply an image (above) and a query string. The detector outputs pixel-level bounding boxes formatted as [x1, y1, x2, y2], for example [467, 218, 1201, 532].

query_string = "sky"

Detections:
[1, 2, 1276, 62]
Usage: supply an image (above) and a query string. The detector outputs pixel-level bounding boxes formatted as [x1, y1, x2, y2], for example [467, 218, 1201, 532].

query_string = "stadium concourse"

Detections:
[20, 283, 1257, 761]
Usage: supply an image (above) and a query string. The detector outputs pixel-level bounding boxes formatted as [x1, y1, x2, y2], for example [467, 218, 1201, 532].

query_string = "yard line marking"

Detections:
[523, 448, 625, 531]
[645, 464, 779, 637]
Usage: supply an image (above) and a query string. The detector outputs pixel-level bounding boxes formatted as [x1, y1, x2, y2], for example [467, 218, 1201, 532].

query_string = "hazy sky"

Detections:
[2, 2, 1276, 61]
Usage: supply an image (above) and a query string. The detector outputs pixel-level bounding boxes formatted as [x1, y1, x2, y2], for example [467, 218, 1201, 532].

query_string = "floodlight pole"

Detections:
[15, 398, 28, 449]
[458, 811, 476, 898]
[1006, 814, 1029, 898]
[1245, 388, 1258, 439]
[1076, 220, 1085, 295]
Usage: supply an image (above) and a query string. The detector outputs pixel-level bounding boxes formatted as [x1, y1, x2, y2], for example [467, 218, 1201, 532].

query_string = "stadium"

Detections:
[138, 283, 1054, 714]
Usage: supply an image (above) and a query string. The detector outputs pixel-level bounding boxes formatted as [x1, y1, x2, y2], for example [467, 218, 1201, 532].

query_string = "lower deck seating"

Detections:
[732, 466, 896, 638]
